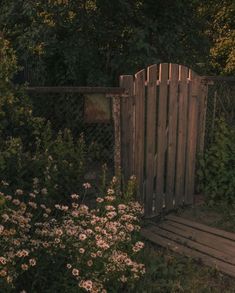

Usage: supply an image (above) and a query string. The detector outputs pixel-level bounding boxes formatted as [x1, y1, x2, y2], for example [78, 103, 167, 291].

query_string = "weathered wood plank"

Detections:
[141, 228, 235, 278]
[120, 75, 134, 182]
[185, 70, 200, 204]
[175, 66, 189, 206]
[145, 65, 158, 216]
[148, 225, 235, 265]
[159, 221, 235, 257]
[165, 64, 179, 211]
[166, 215, 235, 241]
[134, 69, 146, 201]
[155, 63, 169, 213]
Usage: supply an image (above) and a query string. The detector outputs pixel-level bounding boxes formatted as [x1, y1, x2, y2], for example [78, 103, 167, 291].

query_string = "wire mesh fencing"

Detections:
[28, 90, 117, 197]
[204, 78, 235, 148]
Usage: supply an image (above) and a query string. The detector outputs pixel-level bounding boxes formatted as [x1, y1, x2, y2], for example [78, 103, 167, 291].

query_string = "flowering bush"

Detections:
[0, 178, 145, 292]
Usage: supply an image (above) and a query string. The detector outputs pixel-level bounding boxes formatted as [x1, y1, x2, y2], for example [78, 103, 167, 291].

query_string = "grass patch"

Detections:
[129, 242, 235, 293]
[176, 203, 235, 233]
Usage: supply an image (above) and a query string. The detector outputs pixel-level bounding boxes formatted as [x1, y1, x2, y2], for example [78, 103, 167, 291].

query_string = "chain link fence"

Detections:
[28, 91, 116, 193]
[204, 78, 235, 148]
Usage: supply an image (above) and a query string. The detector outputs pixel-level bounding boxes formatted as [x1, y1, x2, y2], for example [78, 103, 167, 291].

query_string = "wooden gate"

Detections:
[120, 63, 208, 217]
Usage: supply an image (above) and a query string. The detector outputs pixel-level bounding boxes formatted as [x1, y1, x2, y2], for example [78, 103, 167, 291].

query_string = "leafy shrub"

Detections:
[0, 128, 86, 204]
[0, 178, 145, 293]
[0, 36, 86, 203]
[0, 36, 18, 90]
[198, 117, 235, 205]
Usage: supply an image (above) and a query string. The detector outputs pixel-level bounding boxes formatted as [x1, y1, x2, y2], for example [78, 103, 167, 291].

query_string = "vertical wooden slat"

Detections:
[185, 71, 200, 204]
[145, 65, 158, 216]
[134, 69, 146, 201]
[155, 63, 169, 213]
[175, 65, 188, 206]
[165, 64, 179, 211]
[119, 75, 134, 182]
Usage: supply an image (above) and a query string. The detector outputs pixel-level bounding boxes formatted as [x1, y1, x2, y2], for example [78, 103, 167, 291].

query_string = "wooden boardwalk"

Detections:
[141, 215, 235, 278]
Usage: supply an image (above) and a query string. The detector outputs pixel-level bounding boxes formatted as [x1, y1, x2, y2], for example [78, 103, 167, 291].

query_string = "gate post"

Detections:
[119, 75, 134, 185]
[112, 96, 121, 178]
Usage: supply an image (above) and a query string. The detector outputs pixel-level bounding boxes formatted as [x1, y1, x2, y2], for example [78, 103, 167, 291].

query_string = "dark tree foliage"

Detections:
[0, 0, 210, 86]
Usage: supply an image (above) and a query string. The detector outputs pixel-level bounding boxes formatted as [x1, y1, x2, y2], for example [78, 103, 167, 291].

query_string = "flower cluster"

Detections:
[0, 181, 145, 292]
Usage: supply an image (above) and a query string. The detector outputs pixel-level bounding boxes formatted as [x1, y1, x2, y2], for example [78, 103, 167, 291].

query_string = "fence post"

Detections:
[112, 96, 121, 178]
[119, 75, 134, 184]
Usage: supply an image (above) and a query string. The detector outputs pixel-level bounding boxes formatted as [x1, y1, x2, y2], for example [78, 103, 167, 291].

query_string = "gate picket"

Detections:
[185, 71, 200, 204]
[155, 63, 169, 213]
[134, 69, 146, 201]
[165, 64, 179, 211]
[175, 65, 188, 206]
[145, 65, 158, 215]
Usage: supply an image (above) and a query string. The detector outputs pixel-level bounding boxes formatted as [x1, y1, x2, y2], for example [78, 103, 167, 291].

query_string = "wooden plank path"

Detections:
[141, 215, 235, 278]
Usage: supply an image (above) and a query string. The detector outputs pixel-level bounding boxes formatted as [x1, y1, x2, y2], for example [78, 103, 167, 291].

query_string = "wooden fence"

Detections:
[25, 67, 209, 217]
[120, 63, 208, 217]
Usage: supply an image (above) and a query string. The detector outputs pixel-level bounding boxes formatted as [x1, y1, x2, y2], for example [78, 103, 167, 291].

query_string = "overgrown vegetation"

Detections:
[178, 204, 235, 233]
[0, 37, 87, 204]
[130, 242, 235, 293]
[198, 117, 235, 205]
[0, 1, 235, 292]
[0, 36, 147, 292]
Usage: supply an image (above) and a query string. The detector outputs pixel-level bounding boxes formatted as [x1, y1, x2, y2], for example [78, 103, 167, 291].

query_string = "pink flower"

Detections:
[0, 257, 7, 265]
[72, 268, 79, 276]
[87, 260, 93, 267]
[107, 188, 114, 195]
[96, 197, 104, 203]
[21, 264, 29, 271]
[29, 258, 36, 266]
[71, 194, 79, 200]
[79, 234, 87, 241]
[15, 189, 23, 195]
[83, 182, 91, 189]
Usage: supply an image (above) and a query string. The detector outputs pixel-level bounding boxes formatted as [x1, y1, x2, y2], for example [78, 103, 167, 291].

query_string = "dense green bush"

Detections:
[198, 117, 235, 205]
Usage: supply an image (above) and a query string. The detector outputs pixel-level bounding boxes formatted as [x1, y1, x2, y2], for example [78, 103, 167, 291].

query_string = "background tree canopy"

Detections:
[2, 0, 234, 86]
[0, 0, 235, 85]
